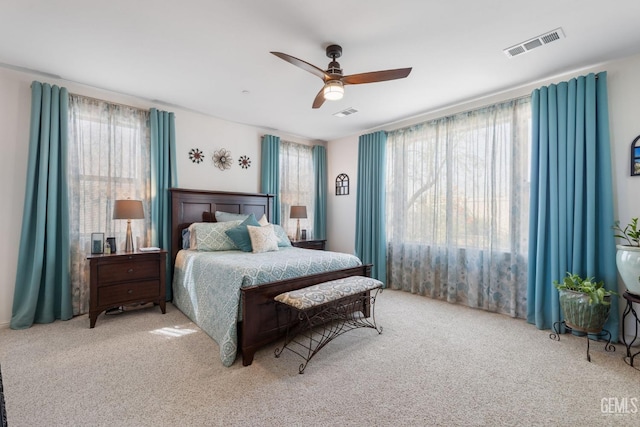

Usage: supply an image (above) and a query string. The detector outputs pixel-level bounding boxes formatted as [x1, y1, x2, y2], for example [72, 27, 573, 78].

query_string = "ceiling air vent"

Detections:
[503, 28, 565, 58]
[333, 107, 358, 118]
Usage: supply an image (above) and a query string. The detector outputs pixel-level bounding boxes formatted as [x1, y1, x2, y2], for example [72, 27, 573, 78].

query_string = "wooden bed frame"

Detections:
[170, 188, 372, 366]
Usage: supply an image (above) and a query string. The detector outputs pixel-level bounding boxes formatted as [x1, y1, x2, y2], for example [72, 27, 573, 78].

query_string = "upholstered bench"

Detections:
[274, 275, 383, 373]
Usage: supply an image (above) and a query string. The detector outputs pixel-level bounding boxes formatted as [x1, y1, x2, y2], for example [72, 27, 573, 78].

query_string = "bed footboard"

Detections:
[240, 264, 372, 366]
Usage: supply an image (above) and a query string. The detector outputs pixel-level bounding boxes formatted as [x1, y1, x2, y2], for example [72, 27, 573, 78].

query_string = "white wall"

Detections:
[326, 52, 640, 341]
[0, 66, 315, 327]
[0, 69, 31, 330]
[326, 134, 359, 254]
[177, 111, 318, 193]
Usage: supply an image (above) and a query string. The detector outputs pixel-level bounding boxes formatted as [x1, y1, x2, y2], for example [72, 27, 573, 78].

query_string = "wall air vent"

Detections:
[333, 107, 358, 118]
[503, 27, 565, 58]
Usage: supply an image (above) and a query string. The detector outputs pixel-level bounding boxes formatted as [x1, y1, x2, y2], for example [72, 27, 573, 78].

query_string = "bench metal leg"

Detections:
[275, 288, 383, 373]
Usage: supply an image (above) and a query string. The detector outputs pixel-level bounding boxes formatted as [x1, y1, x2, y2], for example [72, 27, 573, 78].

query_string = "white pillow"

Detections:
[256, 215, 291, 247]
[247, 224, 279, 253]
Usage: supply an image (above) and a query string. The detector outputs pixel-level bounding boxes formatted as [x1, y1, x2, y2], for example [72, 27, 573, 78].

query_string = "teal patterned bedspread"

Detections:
[172, 247, 362, 366]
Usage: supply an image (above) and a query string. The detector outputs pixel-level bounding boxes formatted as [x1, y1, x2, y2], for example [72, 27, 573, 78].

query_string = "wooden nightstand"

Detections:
[291, 239, 326, 250]
[87, 250, 167, 328]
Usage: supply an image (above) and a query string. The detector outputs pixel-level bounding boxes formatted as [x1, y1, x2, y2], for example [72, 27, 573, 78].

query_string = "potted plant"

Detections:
[553, 273, 617, 333]
[613, 218, 640, 296]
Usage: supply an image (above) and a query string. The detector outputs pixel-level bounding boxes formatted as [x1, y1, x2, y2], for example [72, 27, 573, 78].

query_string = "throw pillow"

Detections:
[215, 211, 249, 222]
[247, 224, 279, 253]
[255, 215, 291, 247]
[258, 214, 269, 226]
[225, 214, 261, 252]
[272, 224, 292, 247]
[181, 228, 190, 249]
[188, 220, 242, 251]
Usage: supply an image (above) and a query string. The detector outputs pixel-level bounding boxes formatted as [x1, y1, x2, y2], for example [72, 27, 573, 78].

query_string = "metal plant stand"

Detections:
[550, 321, 615, 362]
[621, 291, 640, 369]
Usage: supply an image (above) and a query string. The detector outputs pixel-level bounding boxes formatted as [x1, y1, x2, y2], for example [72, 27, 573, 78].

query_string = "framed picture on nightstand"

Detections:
[91, 232, 104, 254]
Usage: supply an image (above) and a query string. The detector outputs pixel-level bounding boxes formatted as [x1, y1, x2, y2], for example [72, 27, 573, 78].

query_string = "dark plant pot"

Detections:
[559, 289, 611, 333]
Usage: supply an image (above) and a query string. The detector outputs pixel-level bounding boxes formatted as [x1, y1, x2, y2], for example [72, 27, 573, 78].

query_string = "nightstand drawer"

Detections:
[97, 260, 159, 284]
[98, 280, 161, 307]
[291, 239, 326, 250]
[300, 241, 324, 250]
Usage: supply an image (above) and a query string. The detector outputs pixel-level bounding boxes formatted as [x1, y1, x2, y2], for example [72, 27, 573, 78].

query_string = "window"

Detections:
[279, 140, 315, 239]
[68, 95, 151, 314]
[385, 98, 531, 317]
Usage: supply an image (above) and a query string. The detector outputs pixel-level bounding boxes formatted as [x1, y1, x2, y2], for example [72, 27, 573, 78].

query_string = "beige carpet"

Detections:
[0, 290, 638, 426]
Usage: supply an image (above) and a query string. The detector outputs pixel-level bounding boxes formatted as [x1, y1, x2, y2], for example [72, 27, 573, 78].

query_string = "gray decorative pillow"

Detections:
[215, 211, 250, 222]
[247, 224, 279, 253]
[188, 220, 242, 251]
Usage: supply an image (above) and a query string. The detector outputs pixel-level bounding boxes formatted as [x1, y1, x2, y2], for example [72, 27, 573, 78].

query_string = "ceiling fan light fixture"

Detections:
[323, 80, 344, 101]
[271, 45, 411, 109]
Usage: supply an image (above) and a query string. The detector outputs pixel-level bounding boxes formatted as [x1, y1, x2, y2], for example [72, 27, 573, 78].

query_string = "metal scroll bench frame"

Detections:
[274, 276, 383, 374]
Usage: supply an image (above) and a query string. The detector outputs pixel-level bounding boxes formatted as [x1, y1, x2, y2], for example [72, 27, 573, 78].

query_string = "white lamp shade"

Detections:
[323, 80, 344, 101]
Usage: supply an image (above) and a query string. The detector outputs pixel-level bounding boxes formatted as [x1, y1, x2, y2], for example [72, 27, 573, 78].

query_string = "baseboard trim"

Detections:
[0, 322, 9, 330]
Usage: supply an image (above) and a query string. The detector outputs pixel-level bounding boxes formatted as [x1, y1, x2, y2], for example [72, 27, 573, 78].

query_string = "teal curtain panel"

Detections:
[355, 131, 387, 282]
[150, 108, 177, 300]
[261, 134, 281, 224]
[11, 81, 72, 329]
[527, 72, 619, 341]
[312, 145, 327, 240]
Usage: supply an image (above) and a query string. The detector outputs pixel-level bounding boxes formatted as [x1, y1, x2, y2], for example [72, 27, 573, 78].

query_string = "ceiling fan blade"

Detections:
[342, 67, 412, 85]
[312, 87, 326, 109]
[270, 52, 330, 81]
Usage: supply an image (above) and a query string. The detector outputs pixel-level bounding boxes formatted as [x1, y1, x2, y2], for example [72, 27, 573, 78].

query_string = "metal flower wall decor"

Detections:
[238, 155, 251, 169]
[189, 148, 204, 164]
[213, 148, 232, 171]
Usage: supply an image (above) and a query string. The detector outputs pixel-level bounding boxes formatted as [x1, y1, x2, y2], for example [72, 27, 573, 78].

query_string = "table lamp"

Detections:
[113, 199, 144, 252]
[290, 205, 307, 241]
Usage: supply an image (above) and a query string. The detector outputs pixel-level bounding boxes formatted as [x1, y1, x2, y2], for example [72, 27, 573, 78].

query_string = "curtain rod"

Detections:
[26, 75, 178, 114]
[29, 81, 150, 111]
[69, 92, 151, 112]
[387, 93, 532, 135]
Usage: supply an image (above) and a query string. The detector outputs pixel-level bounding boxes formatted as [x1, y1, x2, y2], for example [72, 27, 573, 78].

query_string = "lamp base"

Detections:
[295, 219, 301, 241]
[125, 220, 134, 252]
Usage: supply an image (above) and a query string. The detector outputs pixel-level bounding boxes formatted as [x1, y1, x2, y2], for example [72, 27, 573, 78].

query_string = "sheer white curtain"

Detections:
[280, 140, 315, 239]
[68, 95, 151, 315]
[386, 98, 530, 317]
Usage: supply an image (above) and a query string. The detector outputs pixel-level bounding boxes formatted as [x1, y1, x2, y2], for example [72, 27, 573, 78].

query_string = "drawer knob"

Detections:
[128, 268, 134, 274]
[128, 289, 133, 294]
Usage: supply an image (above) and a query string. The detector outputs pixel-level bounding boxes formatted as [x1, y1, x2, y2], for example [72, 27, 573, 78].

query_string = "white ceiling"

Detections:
[2, 0, 640, 142]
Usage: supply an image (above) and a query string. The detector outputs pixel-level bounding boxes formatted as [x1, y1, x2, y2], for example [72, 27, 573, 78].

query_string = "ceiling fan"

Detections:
[271, 44, 412, 109]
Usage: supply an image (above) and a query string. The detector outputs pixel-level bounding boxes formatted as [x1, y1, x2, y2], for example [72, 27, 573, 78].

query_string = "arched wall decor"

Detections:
[335, 173, 349, 195]
[631, 135, 640, 176]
